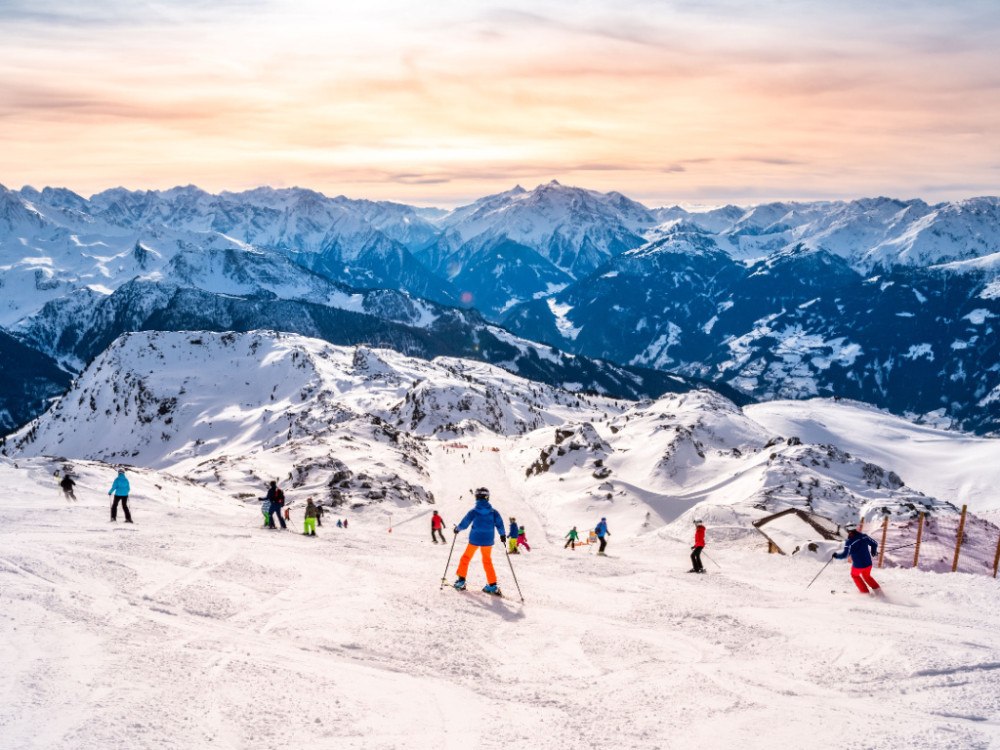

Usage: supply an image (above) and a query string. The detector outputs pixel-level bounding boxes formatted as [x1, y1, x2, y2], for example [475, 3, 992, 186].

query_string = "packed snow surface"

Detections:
[3, 452, 1000, 750]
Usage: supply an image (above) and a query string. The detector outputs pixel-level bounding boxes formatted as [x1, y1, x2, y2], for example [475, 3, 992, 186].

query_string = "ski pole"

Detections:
[439, 529, 459, 590]
[503, 542, 525, 603]
[702, 550, 722, 569]
[886, 542, 917, 552]
[806, 557, 835, 590]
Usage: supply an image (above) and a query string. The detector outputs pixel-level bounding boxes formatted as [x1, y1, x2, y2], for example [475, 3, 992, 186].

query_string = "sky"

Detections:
[2, 0, 999, 207]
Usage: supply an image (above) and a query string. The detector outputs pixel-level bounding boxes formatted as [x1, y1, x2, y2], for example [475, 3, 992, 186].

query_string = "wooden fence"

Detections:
[858, 506, 1000, 577]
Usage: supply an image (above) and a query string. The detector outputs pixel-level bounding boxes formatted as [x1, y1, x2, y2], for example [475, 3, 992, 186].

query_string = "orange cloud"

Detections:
[1, 1, 998, 205]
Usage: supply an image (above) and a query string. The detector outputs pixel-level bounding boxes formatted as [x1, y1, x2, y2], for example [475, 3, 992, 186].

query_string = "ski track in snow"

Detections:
[2, 451, 1000, 750]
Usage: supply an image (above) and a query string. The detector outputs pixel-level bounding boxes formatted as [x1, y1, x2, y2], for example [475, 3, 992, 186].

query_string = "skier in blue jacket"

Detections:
[832, 525, 882, 594]
[508, 517, 520, 554]
[452, 488, 506, 595]
[595, 517, 610, 555]
[108, 469, 132, 523]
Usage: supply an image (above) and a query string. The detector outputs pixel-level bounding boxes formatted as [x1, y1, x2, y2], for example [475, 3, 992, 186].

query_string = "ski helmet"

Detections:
[693, 518, 703, 525]
[475, 487, 490, 500]
[844, 523, 857, 532]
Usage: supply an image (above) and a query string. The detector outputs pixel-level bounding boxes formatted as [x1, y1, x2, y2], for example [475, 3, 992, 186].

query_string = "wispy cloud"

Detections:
[1, 0, 998, 205]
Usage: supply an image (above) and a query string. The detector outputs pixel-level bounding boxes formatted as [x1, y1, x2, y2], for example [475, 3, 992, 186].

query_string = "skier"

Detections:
[60, 474, 77, 500]
[564, 526, 579, 549]
[315, 501, 324, 527]
[431, 510, 447, 543]
[595, 517, 610, 555]
[343, 519, 348, 528]
[303, 498, 318, 536]
[337, 519, 343, 528]
[832, 525, 882, 595]
[689, 518, 706, 573]
[508, 517, 520, 554]
[108, 469, 132, 523]
[264, 481, 286, 530]
[452, 487, 506, 595]
[517, 524, 531, 552]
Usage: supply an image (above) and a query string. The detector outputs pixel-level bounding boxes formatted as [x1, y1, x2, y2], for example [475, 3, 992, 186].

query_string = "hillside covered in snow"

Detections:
[3, 328, 1000, 749]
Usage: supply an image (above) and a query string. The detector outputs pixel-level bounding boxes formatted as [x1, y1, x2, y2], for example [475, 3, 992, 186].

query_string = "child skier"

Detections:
[595, 517, 610, 555]
[564, 527, 579, 549]
[303, 498, 318, 536]
[508, 517, 520, 554]
[452, 487, 506, 595]
[689, 518, 706, 573]
[832, 525, 882, 594]
[517, 525, 531, 552]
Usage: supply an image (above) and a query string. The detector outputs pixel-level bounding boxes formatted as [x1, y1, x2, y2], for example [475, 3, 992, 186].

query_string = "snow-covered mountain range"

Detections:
[3, 180, 1000, 434]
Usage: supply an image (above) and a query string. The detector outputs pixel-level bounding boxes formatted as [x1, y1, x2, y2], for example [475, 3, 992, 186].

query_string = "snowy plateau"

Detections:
[3, 330, 1000, 750]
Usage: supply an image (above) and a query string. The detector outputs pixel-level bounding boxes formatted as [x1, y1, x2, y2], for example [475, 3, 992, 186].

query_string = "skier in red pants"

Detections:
[832, 525, 882, 594]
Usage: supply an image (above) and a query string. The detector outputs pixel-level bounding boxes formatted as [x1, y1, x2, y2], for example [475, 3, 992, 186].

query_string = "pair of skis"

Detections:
[439, 531, 525, 603]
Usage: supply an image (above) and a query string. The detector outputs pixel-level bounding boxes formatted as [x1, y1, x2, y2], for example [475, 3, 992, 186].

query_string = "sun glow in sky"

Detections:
[2, 0, 999, 206]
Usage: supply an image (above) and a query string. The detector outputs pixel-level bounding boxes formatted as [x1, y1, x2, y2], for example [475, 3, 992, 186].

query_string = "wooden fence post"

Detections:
[993, 529, 1000, 579]
[878, 515, 889, 568]
[913, 512, 925, 569]
[952, 505, 968, 573]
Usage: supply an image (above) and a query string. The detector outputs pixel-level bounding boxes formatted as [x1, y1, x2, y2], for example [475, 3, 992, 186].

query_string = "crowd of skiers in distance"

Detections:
[259, 480, 349, 536]
[50, 470, 881, 597]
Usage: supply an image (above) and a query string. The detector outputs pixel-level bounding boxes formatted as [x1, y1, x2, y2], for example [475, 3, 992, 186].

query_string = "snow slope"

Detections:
[3, 449, 1000, 750]
[746, 398, 1000, 513]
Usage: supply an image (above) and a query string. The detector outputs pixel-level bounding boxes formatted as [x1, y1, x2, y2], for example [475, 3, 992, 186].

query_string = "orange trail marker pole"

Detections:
[913, 512, 925, 569]
[878, 516, 889, 568]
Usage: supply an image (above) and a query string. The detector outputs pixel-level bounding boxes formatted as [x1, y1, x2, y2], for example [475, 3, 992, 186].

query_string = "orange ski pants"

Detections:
[456, 544, 496, 585]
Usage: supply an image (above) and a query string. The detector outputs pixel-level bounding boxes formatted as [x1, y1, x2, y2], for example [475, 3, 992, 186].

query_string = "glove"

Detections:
[500, 535, 507, 544]
[831, 554, 838, 561]
[453, 526, 459, 534]
[691, 546, 695, 550]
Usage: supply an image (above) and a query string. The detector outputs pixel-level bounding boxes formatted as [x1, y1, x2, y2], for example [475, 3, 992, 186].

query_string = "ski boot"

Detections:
[483, 583, 501, 596]
[453, 577, 467, 591]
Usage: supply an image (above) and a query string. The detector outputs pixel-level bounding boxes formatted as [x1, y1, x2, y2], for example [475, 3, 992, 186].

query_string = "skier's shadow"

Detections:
[461, 594, 526, 621]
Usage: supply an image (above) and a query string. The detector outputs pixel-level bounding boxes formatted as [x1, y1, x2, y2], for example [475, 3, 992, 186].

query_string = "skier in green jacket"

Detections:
[564, 527, 580, 549]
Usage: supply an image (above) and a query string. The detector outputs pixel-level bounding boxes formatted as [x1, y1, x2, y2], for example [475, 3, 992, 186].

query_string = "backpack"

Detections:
[276, 488, 285, 504]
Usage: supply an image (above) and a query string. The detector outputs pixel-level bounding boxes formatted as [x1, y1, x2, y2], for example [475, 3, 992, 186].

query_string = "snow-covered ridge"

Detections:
[8, 331, 989, 556]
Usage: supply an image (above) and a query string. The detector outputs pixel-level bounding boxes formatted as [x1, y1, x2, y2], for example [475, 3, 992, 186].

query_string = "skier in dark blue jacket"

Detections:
[263, 481, 286, 530]
[832, 525, 882, 594]
[452, 488, 506, 594]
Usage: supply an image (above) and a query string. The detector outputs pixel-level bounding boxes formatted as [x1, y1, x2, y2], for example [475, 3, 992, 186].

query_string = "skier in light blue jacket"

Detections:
[108, 469, 132, 523]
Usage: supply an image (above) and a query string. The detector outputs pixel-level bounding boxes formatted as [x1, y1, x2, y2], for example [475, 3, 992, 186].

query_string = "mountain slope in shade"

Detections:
[0, 328, 71, 434]
[504, 238, 1000, 434]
